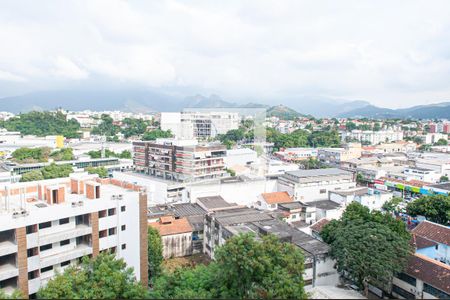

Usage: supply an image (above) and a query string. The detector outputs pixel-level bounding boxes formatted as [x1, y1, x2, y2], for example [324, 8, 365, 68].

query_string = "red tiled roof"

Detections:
[310, 218, 330, 233]
[411, 234, 438, 250]
[405, 254, 450, 294]
[412, 221, 450, 246]
[261, 191, 292, 204]
[149, 217, 193, 236]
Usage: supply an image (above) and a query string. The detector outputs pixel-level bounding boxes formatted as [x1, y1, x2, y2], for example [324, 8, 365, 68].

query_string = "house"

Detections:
[328, 187, 393, 211]
[149, 216, 193, 258]
[411, 221, 450, 265]
[277, 168, 356, 203]
[196, 195, 240, 212]
[392, 254, 450, 299]
[277, 202, 315, 224]
[309, 218, 331, 240]
[255, 191, 292, 211]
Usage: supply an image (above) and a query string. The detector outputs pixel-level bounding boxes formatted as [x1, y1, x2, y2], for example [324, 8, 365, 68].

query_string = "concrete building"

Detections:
[318, 143, 362, 166]
[403, 167, 441, 183]
[328, 187, 393, 211]
[341, 130, 404, 145]
[203, 208, 339, 287]
[274, 148, 318, 162]
[411, 221, 450, 266]
[0, 173, 148, 297]
[254, 191, 292, 211]
[133, 139, 227, 182]
[277, 168, 356, 203]
[224, 148, 257, 168]
[160, 111, 239, 139]
[416, 133, 448, 145]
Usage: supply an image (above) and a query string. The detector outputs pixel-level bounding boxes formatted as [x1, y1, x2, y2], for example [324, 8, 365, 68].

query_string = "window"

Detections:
[392, 285, 415, 300]
[108, 227, 116, 236]
[27, 247, 38, 258]
[108, 208, 116, 216]
[121, 225, 126, 231]
[28, 270, 39, 280]
[41, 266, 53, 273]
[121, 206, 126, 212]
[99, 230, 107, 238]
[26, 225, 37, 234]
[99, 210, 107, 218]
[60, 239, 70, 246]
[424, 283, 450, 299]
[61, 260, 71, 267]
[397, 272, 416, 286]
[291, 214, 297, 219]
[59, 218, 69, 225]
[304, 263, 313, 269]
[304, 279, 313, 286]
[320, 189, 326, 194]
[110, 246, 117, 254]
[40, 244, 52, 251]
[121, 244, 126, 250]
[39, 221, 52, 229]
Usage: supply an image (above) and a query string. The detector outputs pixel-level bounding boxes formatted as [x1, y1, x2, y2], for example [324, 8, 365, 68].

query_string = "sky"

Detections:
[1, 0, 450, 108]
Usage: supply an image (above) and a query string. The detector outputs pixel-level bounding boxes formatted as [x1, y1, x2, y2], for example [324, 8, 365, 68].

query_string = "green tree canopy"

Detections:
[121, 118, 151, 138]
[86, 166, 108, 178]
[49, 148, 74, 161]
[87, 149, 131, 159]
[142, 129, 173, 141]
[321, 202, 411, 294]
[150, 234, 306, 299]
[41, 163, 73, 180]
[434, 138, 448, 146]
[148, 227, 163, 285]
[38, 253, 148, 299]
[0, 289, 25, 299]
[12, 147, 52, 163]
[91, 114, 120, 137]
[406, 194, 450, 225]
[382, 197, 403, 213]
[0, 111, 81, 138]
[20, 170, 44, 182]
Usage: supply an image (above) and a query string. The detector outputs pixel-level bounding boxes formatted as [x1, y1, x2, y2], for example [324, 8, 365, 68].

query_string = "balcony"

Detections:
[40, 244, 92, 269]
[0, 241, 17, 257]
[0, 263, 18, 282]
[39, 225, 92, 246]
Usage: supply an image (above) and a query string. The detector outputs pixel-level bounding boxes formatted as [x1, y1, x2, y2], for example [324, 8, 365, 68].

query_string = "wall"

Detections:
[161, 233, 193, 258]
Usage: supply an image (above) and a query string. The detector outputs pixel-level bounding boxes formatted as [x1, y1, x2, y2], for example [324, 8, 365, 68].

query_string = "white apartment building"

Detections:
[277, 168, 356, 203]
[329, 187, 393, 211]
[403, 167, 441, 183]
[160, 111, 239, 139]
[341, 130, 404, 145]
[0, 173, 148, 297]
[318, 143, 362, 166]
[416, 133, 448, 145]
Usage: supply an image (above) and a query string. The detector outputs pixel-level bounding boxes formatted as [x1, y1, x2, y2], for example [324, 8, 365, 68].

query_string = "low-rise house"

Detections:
[149, 216, 193, 258]
[196, 195, 241, 212]
[329, 187, 393, 211]
[277, 202, 315, 224]
[309, 218, 330, 240]
[255, 191, 292, 211]
[411, 221, 450, 265]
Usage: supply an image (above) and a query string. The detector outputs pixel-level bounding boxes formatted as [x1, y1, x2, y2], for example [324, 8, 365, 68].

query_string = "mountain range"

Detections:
[0, 89, 448, 119]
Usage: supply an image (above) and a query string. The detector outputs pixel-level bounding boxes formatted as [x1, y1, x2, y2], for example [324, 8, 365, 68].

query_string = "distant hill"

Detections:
[266, 105, 304, 120]
[339, 102, 450, 119]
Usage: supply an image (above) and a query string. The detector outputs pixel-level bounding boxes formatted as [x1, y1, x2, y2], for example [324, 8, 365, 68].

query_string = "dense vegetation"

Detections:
[0, 111, 81, 138]
[12, 147, 74, 163]
[148, 227, 164, 285]
[142, 129, 173, 141]
[20, 164, 73, 182]
[91, 114, 119, 137]
[91, 114, 153, 139]
[37, 253, 148, 299]
[87, 149, 131, 159]
[266, 127, 341, 150]
[150, 234, 306, 299]
[321, 202, 411, 295]
[406, 194, 450, 225]
[86, 166, 109, 178]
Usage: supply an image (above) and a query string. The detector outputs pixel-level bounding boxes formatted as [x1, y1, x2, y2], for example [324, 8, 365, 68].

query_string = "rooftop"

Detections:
[211, 207, 273, 226]
[412, 220, 450, 246]
[197, 195, 237, 211]
[427, 182, 450, 191]
[405, 254, 450, 294]
[308, 199, 341, 210]
[310, 218, 331, 233]
[149, 216, 193, 236]
[285, 168, 352, 178]
[261, 191, 292, 204]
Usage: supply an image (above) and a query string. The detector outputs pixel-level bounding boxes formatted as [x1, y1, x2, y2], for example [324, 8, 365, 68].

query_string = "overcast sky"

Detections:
[1, 0, 450, 108]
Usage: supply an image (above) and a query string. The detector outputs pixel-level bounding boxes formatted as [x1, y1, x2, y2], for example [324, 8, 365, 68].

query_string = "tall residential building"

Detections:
[0, 173, 148, 297]
[341, 130, 403, 145]
[133, 139, 227, 182]
[160, 111, 240, 139]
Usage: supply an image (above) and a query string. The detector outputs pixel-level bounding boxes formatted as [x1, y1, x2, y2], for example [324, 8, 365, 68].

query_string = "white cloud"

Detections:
[0, 0, 450, 107]
[0, 70, 26, 82]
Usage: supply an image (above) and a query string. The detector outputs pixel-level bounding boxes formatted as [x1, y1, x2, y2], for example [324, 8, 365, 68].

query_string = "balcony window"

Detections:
[108, 208, 116, 216]
[121, 244, 126, 250]
[26, 225, 37, 234]
[61, 260, 71, 267]
[98, 210, 107, 218]
[99, 230, 107, 238]
[39, 222, 52, 229]
[121, 206, 126, 212]
[40, 244, 52, 252]
[40, 266, 53, 273]
[60, 239, 70, 246]
[27, 247, 38, 258]
[108, 228, 116, 236]
[121, 225, 126, 231]
[59, 218, 69, 225]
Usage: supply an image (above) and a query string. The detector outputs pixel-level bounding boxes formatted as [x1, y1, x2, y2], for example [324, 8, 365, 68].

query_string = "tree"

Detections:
[0, 289, 25, 299]
[440, 175, 449, 182]
[121, 118, 150, 138]
[321, 203, 411, 295]
[434, 138, 448, 146]
[41, 163, 73, 179]
[356, 173, 365, 184]
[86, 167, 108, 178]
[148, 227, 163, 285]
[49, 148, 74, 161]
[150, 234, 306, 299]
[0, 111, 81, 138]
[119, 150, 132, 159]
[382, 197, 403, 213]
[91, 114, 120, 137]
[307, 130, 340, 147]
[406, 195, 450, 225]
[142, 129, 173, 141]
[38, 253, 148, 299]
[12, 147, 52, 163]
[20, 170, 44, 182]
[345, 121, 357, 130]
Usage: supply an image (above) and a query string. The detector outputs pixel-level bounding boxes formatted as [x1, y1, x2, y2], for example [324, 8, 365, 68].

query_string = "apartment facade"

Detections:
[0, 174, 148, 297]
[341, 130, 404, 145]
[160, 111, 239, 139]
[277, 168, 356, 203]
[133, 139, 227, 182]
